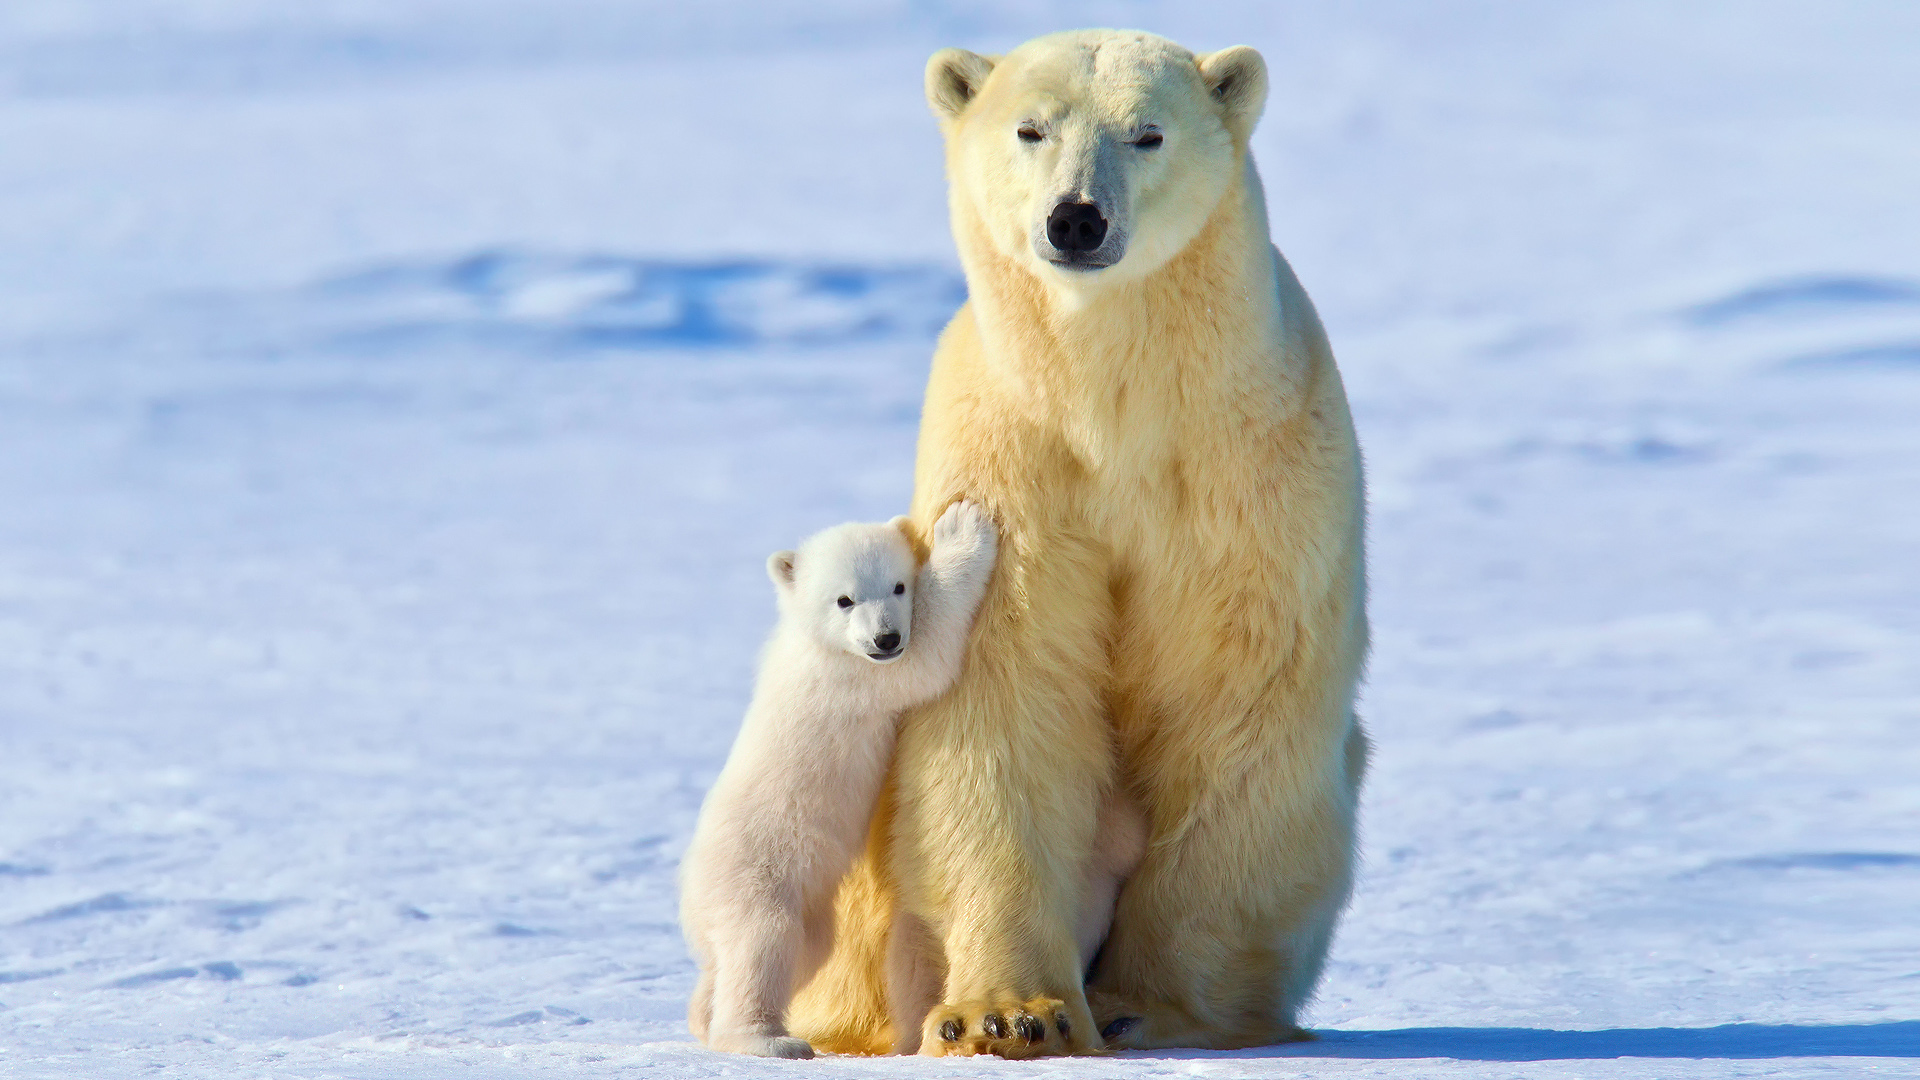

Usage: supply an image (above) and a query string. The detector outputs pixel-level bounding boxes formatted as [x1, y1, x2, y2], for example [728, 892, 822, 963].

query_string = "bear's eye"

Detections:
[1131, 131, 1164, 149]
[837, 596, 854, 609]
[893, 582, 905, 595]
[1017, 126, 1043, 143]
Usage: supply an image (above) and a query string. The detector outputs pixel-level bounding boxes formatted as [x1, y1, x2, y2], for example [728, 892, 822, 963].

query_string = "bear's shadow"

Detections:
[1123, 1021, 1919, 1061]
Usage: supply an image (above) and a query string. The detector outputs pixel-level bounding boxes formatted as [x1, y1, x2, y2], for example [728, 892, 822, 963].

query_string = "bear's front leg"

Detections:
[886, 522, 1112, 1058]
[897, 733, 1104, 1059]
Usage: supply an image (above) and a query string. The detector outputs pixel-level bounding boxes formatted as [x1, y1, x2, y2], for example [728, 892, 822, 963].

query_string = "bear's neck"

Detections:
[951, 156, 1306, 432]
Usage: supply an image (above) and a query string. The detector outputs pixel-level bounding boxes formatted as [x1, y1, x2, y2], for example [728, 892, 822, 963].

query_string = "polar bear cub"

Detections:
[681, 501, 998, 1058]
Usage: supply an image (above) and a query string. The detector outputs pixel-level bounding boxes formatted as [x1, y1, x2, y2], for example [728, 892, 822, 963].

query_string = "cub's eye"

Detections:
[1132, 131, 1164, 149]
[893, 582, 906, 595]
[1017, 126, 1043, 143]
[837, 596, 854, 609]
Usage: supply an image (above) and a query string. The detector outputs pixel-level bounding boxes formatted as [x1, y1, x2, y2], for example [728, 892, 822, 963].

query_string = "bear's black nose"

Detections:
[874, 631, 901, 652]
[1047, 202, 1108, 253]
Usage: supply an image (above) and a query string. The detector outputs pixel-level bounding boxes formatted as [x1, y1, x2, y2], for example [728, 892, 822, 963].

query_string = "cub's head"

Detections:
[925, 29, 1267, 294]
[767, 518, 918, 663]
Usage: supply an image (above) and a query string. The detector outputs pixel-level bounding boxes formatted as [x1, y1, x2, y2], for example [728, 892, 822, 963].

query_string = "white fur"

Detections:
[680, 502, 998, 1058]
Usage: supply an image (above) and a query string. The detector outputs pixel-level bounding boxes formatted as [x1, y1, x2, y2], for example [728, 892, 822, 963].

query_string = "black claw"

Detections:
[1015, 1014, 1045, 1042]
[940, 1019, 962, 1042]
[1055, 1012, 1072, 1038]
[982, 1013, 1010, 1039]
[1102, 1016, 1140, 1041]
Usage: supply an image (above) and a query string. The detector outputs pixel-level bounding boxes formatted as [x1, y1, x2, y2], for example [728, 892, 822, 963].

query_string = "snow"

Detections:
[2, 2, 1917, 1077]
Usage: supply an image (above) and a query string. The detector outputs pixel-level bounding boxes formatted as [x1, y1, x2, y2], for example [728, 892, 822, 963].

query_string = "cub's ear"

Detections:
[889, 515, 930, 564]
[1197, 45, 1268, 143]
[767, 550, 797, 591]
[925, 48, 998, 122]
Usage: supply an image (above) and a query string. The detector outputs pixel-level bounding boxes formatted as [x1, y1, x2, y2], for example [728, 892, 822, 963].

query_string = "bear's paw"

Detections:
[920, 995, 1096, 1058]
[1088, 989, 1317, 1050]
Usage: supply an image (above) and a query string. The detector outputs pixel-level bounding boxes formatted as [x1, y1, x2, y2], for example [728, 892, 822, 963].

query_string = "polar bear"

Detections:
[786, 29, 1370, 1057]
[679, 503, 997, 1058]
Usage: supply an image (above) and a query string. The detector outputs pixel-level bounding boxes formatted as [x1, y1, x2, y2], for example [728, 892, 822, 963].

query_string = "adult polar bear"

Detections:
[787, 29, 1369, 1057]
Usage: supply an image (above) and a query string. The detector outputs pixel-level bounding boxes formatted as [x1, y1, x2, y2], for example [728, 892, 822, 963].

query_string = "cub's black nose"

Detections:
[1047, 202, 1108, 253]
[874, 631, 901, 652]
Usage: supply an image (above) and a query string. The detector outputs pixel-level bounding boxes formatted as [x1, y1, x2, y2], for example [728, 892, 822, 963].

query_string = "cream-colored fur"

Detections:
[787, 29, 1369, 1057]
[881, 784, 1148, 1055]
[680, 503, 996, 1058]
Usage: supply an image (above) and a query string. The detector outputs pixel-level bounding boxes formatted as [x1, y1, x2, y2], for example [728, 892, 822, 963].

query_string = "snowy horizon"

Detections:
[1, 3, 1916, 1077]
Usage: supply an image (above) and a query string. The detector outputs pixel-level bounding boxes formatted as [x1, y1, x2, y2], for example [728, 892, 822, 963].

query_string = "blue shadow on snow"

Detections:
[1131, 1022, 1920, 1061]
[313, 251, 968, 354]
[1686, 275, 1920, 325]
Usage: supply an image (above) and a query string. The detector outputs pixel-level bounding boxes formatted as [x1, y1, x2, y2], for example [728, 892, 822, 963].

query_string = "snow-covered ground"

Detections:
[2, 2, 1917, 1077]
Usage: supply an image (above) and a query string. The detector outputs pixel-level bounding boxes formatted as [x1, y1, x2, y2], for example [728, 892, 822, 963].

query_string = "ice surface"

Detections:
[1, 2, 1916, 1077]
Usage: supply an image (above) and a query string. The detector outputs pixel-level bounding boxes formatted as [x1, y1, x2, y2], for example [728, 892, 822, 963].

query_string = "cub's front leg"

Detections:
[895, 500, 998, 702]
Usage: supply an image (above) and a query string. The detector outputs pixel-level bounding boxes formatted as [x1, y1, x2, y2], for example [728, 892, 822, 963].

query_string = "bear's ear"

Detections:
[767, 550, 797, 592]
[1197, 45, 1268, 143]
[925, 48, 998, 122]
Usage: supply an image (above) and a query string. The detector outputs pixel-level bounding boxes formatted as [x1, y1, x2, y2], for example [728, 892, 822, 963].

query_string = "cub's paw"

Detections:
[707, 1031, 815, 1059]
[931, 500, 997, 558]
[921, 996, 1095, 1058]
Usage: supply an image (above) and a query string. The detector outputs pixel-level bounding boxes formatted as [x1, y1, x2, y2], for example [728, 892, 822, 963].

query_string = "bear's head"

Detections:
[767, 519, 918, 663]
[925, 29, 1267, 296]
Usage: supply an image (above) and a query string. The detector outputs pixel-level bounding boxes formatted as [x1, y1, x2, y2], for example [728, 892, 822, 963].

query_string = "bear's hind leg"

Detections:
[1077, 786, 1149, 976]
[1088, 716, 1366, 1050]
